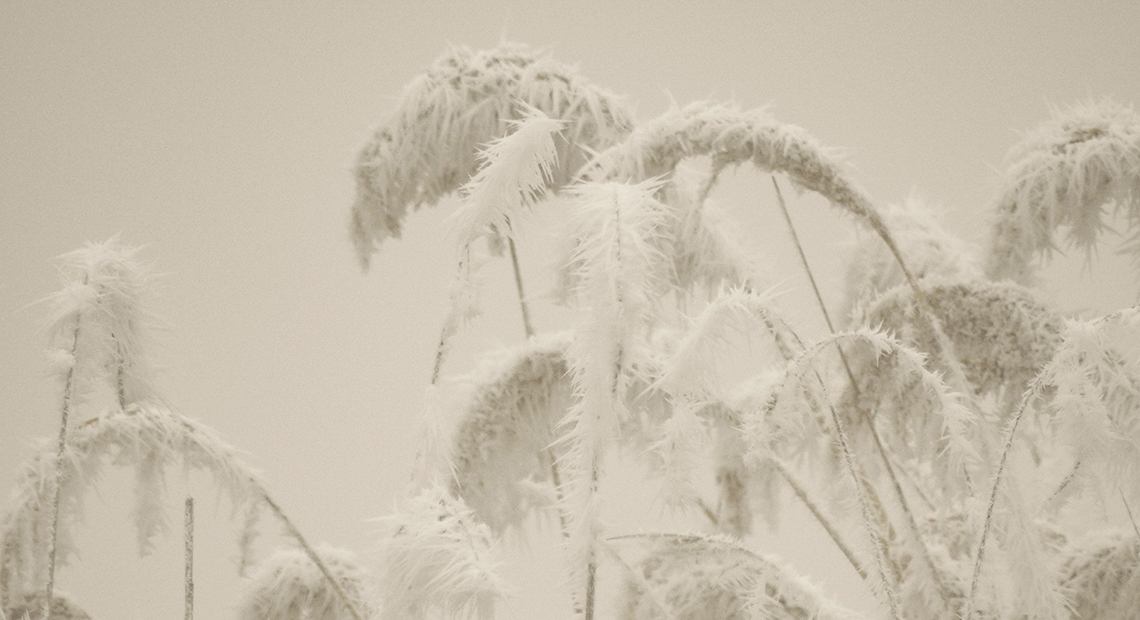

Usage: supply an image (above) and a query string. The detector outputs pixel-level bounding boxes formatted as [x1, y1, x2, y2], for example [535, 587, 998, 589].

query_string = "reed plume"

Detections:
[237, 545, 374, 620]
[0, 403, 264, 605]
[352, 42, 634, 269]
[984, 99, 1140, 284]
[581, 102, 925, 299]
[43, 239, 157, 409]
[863, 279, 1064, 398]
[616, 533, 865, 620]
[375, 486, 504, 620]
[448, 332, 574, 532]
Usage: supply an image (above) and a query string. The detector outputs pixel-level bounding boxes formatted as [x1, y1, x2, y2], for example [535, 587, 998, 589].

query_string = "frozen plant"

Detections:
[6, 42, 1140, 620]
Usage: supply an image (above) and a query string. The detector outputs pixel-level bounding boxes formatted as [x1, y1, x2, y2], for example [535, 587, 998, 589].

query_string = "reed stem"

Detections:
[769, 456, 867, 580]
[260, 492, 367, 620]
[965, 381, 1038, 620]
[775, 175, 953, 608]
[185, 496, 194, 620]
[508, 237, 535, 338]
[42, 279, 87, 620]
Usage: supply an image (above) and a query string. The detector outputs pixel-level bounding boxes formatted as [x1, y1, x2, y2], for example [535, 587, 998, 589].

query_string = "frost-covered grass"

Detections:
[4, 42, 1140, 620]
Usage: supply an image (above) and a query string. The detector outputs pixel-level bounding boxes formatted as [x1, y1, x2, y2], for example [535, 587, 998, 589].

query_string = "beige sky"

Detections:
[3, 2, 1140, 618]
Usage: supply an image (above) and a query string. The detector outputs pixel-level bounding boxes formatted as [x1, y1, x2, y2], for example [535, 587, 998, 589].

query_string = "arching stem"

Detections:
[260, 492, 367, 620]
[774, 176, 954, 609]
[966, 380, 1039, 620]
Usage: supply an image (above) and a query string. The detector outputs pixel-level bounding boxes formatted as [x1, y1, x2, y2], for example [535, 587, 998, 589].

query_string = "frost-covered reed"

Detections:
[351, 42, 634, 268]
[11, 41, 1140, 620]
[237, 545, 374, 620]
[984, 99, 1140, 284]
[448, 333, 573, 532]
[839, 196, 981, 327]
[375, 486, 504, 620]
[1059, 528, 1140, 619]
[44, 239, 157, 409]
[617, 533, 864, 620]
[0, 403, 264, 606]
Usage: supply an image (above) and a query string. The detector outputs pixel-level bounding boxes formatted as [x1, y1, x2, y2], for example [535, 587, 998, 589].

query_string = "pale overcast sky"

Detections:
[3, 2, 1140, 618]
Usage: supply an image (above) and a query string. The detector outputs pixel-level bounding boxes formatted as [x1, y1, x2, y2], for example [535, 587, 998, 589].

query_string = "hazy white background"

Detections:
[3, 2, 1140, 619]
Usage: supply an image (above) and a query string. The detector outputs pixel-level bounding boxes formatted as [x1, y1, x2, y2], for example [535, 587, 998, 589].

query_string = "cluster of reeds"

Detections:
[4, 42, 1140, 620]
[351, 43, 1140, 620]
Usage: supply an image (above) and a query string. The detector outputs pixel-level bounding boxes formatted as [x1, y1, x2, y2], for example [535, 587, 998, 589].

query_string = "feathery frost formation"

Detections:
[375, 486, 504, 620]
[619, 534, 864, 620]
[352, 42, 634, 268]
[557, 179, 673, 615]
[1039, 308, 1140, 506]
[44, 239, 156, 408]
[448, 104, 564, 251]
[237, 546, 374, 620]
[555, 170, 764, 303]
[985, 99, 1140, 283]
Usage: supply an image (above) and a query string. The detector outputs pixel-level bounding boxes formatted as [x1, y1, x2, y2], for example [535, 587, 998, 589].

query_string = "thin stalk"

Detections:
[430, 324, 450, 385]
[696, 497, 719, 527]
[185, 496, 194, 620]
[1044, 461, 1080, 509]
[965, 381, 1039, 620]
[507, 237, 535, 339]
[769, 456, 867, 580]
[544, 448, 572, 542]
[600, 540, 675, 619]
[504, 233, 575, 548]
[864, 413, 954, 606]
[772, 177, 862, 395]
[775, 176, 952, 606]
[772, 177, 837, 335]
[431, 255, 473, 385]
[753, 300, 899, 603]
[117, 364, 127, 410]
[260, 492, 367, 620]
[1123, 491, 1140, 543]
[585, 554, 597, 620]
[42, 280, 87, 619]
[828, 403, 902, 620]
